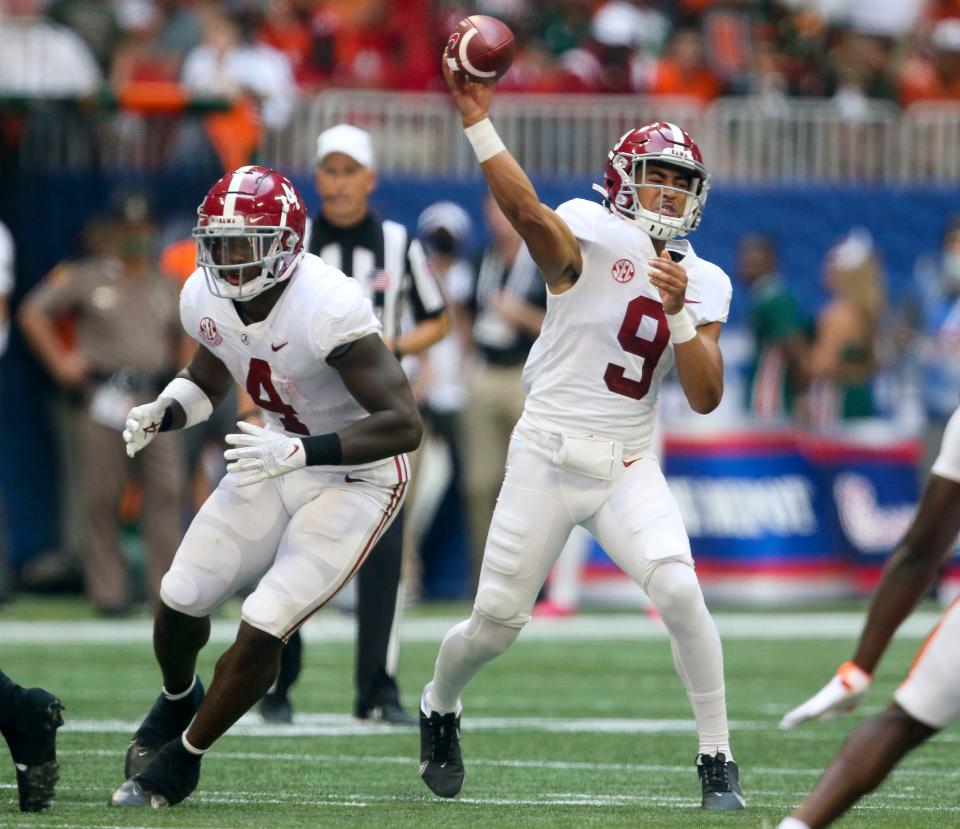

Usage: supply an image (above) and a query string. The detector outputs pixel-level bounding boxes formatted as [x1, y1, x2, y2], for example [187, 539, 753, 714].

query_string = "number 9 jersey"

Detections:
[179, 252, 381, 451]
[521, 198, 732, 456]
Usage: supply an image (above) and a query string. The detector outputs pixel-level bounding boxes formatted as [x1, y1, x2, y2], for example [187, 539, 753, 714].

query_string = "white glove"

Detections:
[224, 421, 306, 487]
[122, 397, 172, 458]
[779, 661, 872, 730]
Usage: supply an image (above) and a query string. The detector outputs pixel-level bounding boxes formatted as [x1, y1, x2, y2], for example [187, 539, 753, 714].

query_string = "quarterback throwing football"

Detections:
[417, 60, 744, 810]
[110, 167, 421, 808]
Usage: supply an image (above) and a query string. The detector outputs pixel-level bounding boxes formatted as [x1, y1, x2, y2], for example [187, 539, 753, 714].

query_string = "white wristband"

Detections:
[665, 307, 698, 344]
[464, 118, 506, 163]
[160, 376, 213, 427]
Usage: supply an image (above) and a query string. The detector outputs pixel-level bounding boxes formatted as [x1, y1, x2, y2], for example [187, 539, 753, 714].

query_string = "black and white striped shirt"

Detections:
[306, 211, 445, 341]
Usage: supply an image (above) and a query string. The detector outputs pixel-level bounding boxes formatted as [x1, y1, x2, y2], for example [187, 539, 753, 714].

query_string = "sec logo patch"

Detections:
[199, 316, 222, 347]
[611, 258, 635, 283]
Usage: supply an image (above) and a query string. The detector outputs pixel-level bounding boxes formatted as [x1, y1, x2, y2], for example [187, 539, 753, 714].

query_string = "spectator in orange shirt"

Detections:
[650, 27, 724, 102]
[900, 18, 960, 106]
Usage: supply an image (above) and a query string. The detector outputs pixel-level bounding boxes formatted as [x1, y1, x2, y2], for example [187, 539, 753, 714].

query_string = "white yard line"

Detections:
[55, 746, 960, 779]
[60, 712, 773, 737]
[0, 611, 945, 645]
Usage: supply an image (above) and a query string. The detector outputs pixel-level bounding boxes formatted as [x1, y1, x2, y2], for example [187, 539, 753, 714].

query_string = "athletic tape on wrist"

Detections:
[464, 118, 506, 163]
[160, 377, 213, 428]
[665, 307, 697, 344]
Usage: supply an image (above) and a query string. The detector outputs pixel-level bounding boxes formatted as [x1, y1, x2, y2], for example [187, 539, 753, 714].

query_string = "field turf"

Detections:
[0, 599, 956, 828]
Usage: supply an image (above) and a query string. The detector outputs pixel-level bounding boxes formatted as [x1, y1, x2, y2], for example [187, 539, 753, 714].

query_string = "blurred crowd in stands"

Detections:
[4, 0, 960, 114]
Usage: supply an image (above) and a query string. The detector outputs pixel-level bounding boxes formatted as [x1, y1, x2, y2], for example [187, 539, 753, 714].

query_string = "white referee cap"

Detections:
[316, 124, 375, 169]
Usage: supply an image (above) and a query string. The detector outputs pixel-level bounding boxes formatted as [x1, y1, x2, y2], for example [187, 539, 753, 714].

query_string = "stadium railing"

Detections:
[14, 91, 960, 183]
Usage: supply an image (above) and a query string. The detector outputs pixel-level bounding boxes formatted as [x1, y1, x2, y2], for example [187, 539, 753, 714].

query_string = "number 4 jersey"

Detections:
[180, 253, 381, 446]
[521, 198, 732, 455]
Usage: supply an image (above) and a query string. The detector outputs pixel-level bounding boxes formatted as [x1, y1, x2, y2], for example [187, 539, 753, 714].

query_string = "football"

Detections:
[444, 15, 516, 83]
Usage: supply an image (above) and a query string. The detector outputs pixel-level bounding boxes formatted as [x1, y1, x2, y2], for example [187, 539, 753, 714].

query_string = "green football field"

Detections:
[1, 599, 957, 828]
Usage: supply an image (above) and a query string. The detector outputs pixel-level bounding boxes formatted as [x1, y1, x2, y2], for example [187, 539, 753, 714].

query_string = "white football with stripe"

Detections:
[445, 15, 516, 84]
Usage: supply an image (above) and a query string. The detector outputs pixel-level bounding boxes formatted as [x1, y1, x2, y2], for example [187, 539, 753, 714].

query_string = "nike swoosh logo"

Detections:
[282, 445, 301, 461]
[684, 299, 700, 304]
[344, 474, 364, 483]
[271, 342, 289, 352]
[623, 458, 639, 468]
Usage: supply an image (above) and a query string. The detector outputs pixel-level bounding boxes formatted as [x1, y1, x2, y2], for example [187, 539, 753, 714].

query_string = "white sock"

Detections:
[181, 732, 206, 755]
[777, 819, 811, 829]
[162, 675, 197, 701]
[421, 681, 462, 717]
[647, 563, 731, 760]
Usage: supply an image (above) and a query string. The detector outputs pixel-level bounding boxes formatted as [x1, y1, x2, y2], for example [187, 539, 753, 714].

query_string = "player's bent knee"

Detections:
[885, 703, 939, 745]
[160, 565, 229, 618]
[645, 561, 705, 620]
[474, 583, 530, 627]
[160, 568, 204, 616]
[461, 610, 521, 659]
[240, 591, 291, 640]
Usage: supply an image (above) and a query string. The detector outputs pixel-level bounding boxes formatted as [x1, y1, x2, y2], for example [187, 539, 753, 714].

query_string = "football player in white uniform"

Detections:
[777, 406, 960, 829]
[417, 60, 744, 810]
[110, 167, 422, 808]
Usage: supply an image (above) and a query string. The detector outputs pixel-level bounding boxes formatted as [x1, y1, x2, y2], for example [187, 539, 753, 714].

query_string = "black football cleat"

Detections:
[259, 690, 293, 724]
[124, 677, 204, 779]
[419, 709, 464, 798]
[1, 687, 64, 812]
[111, 737, 201, 808]
[697, 752, 746, 811]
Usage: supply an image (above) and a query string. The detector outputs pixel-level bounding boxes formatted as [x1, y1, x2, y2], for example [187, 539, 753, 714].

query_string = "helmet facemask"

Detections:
[193, 220, 302, 302]
[598, 154, 709, 241]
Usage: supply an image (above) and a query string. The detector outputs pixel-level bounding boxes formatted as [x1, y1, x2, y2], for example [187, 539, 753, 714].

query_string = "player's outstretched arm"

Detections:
[780, 470, 960, 730]
[442, 59, 580, 292]
[123, 345, 233, 458]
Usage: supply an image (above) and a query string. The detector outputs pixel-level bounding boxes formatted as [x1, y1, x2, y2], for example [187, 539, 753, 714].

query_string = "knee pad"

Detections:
[457, 610, 521, 660]
[241, 589, 290, 639]
[475, 582, 530, 627]
[646, 561, 705, 623]
[160, 565, 225, 618]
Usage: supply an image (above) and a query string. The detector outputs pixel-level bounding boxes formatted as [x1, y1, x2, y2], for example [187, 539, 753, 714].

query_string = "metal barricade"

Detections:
[17, 91, 960, 183]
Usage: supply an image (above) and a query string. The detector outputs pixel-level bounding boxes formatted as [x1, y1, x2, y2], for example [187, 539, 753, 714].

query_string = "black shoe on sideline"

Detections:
[124, 677, 204, 779]
[1, 687, 64, 812]
[259, 690, 294, 724]
[357, 699, 418, 726]
[419, 709, 464, 798]
[697, 752, 745, 811]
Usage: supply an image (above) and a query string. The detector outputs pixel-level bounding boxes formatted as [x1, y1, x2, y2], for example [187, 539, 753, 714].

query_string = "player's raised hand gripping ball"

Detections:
[445, 15, 516, 83]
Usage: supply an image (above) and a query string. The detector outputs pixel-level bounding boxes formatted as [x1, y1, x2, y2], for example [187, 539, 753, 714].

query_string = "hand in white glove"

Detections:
[224, 421, 306, 486]
[779, 661, 872, 730]
[122, 397, 171, 458]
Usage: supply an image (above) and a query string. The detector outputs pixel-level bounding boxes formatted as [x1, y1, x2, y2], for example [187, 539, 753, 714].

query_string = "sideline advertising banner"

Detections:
[581, 428, 922, 605]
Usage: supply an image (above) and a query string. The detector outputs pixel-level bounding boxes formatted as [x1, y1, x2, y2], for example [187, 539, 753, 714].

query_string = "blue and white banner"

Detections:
[583, 428, 923, 603]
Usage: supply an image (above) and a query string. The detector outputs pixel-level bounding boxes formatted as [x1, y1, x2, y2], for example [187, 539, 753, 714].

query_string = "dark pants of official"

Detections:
[276, 508, 406, 713]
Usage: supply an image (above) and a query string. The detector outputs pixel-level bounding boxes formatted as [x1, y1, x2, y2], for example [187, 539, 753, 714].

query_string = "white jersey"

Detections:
[521, 199, 732, 455]
[180, 253, 381, 441]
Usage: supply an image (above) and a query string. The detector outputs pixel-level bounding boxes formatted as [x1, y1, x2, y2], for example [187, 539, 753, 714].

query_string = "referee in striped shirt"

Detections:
[259, 124, 449, 725]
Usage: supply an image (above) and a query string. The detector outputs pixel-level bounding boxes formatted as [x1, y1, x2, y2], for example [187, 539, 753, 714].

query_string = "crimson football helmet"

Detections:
[593, 122, 710, 241]
[193, 165, 307, 301]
